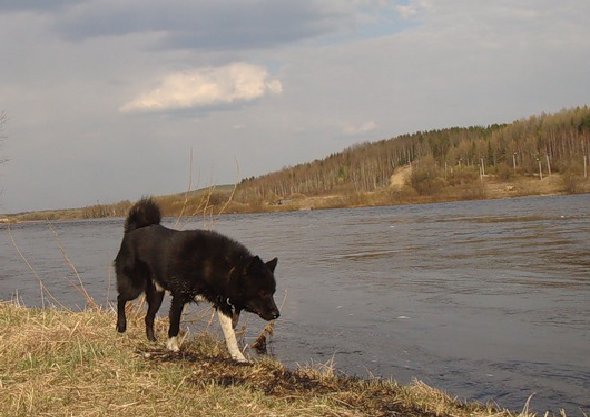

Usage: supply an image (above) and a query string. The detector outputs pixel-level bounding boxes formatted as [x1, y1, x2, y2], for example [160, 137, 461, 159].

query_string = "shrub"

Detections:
[446, 166, 479, 186]
[558, 160, 585, 193]
[561, 171, 583, 193]
[409, 156, 447, 195]
[497, 163, 515, 180]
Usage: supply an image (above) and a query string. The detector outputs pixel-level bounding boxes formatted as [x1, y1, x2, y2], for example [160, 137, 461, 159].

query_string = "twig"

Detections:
[200, 157, 241, 230]
[187, 184, 215, 224]
[213, 157, 240, 222]
[520, 393, 536, 416]
[47, 223, 97, 309]
[200, 183, 216, 228]
[206, 306, 216, 329]
[7, 224, 66, 309]
[175, 146, 194, 228]
[107, 261, 113, 307]
[179, 306, 217, 325]
[251, 290, 287, 353]
[278, 289, 288, 312]
[128, 295, 146, 321]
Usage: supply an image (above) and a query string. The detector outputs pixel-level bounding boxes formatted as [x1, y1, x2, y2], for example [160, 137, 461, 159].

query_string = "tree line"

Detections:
[235, 106, 590, 202]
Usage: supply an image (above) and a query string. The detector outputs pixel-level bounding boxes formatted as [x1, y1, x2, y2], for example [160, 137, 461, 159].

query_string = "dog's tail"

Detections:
[125, 197, 161, 233]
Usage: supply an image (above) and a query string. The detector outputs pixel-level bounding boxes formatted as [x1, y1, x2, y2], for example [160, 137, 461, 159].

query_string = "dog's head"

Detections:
[237, 256, 279, 321]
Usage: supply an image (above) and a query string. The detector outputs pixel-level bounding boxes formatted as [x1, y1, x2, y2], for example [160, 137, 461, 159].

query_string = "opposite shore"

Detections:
[3, 170, 590, 223]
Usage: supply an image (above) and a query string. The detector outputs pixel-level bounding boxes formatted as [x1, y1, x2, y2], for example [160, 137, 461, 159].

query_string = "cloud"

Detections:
[120, 63, 282, 113]
[395, 0, 430, 20]
[46, 0, 350, 50]
[1, 1, 403, 51]
[342, 120, 377, 135]
[0, 0, 78, 13]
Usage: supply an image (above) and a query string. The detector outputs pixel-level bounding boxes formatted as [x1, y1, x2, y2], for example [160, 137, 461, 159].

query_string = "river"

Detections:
[1, 194, 589, 414]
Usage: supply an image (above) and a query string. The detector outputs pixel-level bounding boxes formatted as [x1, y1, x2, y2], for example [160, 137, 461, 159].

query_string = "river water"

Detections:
[1, 194, 589, 414]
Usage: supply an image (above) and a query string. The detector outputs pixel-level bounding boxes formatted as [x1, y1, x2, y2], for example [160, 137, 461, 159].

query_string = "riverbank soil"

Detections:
[281, 171, 588, 212]
[0, 302, 548, 417]
[483, 173, 574, 198]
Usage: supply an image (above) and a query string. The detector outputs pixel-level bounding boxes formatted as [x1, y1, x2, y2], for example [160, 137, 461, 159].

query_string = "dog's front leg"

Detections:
[166, 296, 185, 352]
[218, 310, 249, 363]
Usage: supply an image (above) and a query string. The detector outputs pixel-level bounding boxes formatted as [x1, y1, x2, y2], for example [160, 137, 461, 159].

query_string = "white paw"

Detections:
[166, 336, 180, 352]
[233, 353, 251, 364]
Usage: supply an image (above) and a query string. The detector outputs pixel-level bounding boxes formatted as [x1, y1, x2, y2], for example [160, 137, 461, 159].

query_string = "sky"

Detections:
[1, 0, 589, 213]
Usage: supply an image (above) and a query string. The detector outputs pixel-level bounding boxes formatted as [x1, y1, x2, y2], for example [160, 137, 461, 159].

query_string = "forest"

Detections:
[234, 106, 590, 203]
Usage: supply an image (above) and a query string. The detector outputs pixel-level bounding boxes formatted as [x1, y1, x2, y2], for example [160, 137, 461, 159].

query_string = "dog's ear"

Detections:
[243, 255, 259, 273]
[266, 257, 278, 273]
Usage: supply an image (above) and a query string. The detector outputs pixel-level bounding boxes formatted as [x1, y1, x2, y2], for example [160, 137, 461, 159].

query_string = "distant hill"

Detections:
[234, 106, 590, 203]
[5, 106, 589, 221]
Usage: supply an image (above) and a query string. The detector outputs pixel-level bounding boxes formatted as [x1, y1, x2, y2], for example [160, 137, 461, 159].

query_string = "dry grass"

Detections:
[0, 301, 566, 417]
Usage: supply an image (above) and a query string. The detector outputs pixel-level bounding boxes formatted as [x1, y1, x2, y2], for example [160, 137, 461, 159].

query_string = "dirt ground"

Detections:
[287, 166, 589, 211]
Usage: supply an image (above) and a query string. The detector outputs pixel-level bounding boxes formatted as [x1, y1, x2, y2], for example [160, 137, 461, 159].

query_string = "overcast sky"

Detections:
[1, 0, 589, 213]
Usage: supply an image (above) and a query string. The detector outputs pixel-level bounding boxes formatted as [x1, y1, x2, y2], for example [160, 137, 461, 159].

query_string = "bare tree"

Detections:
[0, 111, 6, 204]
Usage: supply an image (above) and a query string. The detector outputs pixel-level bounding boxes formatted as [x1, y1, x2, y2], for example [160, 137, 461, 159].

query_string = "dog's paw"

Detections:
[233, 353, 251, 364]
[166, 336, 180, 352]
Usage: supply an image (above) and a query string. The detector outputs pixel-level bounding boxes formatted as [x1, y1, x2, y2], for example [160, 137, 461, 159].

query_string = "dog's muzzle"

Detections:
[259, 310, 280, 321]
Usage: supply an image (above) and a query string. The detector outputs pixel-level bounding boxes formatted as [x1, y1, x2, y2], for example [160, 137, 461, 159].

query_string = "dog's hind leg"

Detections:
[116, 294, 129, 333]
[218, 310, 249, 363]
[116, 281, 142, 333]
[145, 282, 164, 342]
[166, 296, 186, 352]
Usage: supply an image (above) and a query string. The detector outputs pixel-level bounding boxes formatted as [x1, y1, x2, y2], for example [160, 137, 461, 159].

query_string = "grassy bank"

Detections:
[0, 302, 554, 417]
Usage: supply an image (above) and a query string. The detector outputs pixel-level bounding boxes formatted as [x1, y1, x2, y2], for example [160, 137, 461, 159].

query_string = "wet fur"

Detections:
[115, 197, 279, 361]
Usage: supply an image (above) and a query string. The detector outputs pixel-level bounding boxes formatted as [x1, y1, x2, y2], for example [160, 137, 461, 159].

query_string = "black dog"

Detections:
[115, 197, 279, 362]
